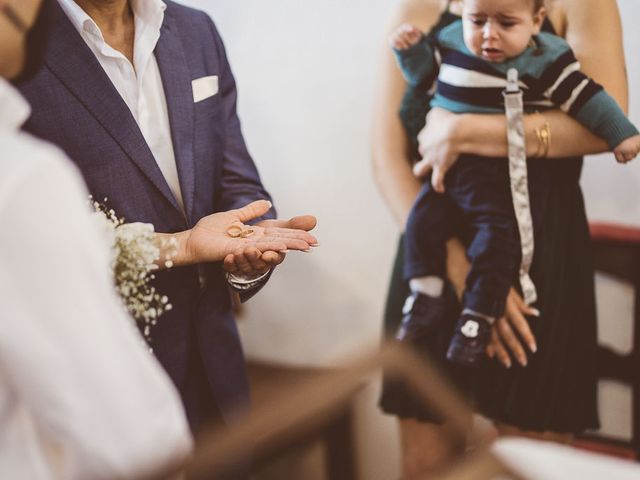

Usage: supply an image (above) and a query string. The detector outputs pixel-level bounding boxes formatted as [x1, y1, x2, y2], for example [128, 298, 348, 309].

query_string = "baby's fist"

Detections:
[390, 23, 422, 50]
[614, 134, 640, 164]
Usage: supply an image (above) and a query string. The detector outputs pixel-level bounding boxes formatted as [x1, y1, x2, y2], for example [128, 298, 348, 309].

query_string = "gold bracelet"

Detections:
[533, 117, 551, 158]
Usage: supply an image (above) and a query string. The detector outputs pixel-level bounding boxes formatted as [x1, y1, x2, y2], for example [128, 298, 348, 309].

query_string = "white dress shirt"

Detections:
[0, 78, 192, 480]
[57, 0, 185, 211]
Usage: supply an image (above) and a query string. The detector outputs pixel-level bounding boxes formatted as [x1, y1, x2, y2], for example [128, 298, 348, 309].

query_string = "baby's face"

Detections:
[462, 0, 544, 63]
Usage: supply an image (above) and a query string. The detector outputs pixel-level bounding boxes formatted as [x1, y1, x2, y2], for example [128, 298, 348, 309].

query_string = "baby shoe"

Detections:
[396, 292, 446, 342]
[446, 312, 492, 367]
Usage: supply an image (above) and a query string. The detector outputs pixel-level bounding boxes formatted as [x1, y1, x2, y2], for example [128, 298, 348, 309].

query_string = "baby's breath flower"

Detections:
[92, 199, 175, 343]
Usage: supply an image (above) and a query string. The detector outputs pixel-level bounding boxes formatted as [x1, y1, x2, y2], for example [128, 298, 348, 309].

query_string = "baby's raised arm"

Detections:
[390, 23, 438, 88]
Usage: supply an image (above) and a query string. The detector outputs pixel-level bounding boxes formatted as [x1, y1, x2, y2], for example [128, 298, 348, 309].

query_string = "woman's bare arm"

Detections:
[371, 0, 448, 228]
[419, 0, 628, 161]
[371, 0, 470, 294]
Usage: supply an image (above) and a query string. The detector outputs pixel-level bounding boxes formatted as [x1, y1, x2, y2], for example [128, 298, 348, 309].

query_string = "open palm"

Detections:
[184, 200, 317, 264]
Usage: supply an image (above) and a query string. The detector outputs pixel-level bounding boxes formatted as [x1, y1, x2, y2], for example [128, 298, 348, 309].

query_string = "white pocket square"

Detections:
[192, 75, 219, 103]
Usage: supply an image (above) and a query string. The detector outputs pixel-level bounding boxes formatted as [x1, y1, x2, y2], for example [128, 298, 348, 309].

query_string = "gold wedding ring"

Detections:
[226, 224, 255, 238]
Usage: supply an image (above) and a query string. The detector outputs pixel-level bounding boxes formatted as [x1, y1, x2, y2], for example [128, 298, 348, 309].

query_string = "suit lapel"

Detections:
[44, 2, 182, 213]
[155, 12, 196, 223]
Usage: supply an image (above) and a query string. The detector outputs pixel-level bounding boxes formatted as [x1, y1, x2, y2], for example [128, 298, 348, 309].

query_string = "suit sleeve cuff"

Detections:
[226, 269, 271, 291]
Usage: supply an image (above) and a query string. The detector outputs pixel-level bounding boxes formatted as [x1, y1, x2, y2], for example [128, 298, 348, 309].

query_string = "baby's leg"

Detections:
[397, 182, 456, 342]
[404, 181, 453, 286]
[446, 156, 521, 366]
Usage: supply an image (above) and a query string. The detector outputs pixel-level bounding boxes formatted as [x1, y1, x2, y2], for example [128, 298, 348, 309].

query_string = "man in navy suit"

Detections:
[17, 0, 316, 442]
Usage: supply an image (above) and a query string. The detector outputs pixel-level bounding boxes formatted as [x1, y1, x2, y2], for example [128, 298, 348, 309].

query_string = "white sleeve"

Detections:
[0, 147, 192, 480]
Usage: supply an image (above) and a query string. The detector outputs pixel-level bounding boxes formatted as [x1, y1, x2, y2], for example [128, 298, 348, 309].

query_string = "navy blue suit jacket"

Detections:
[18, 1, 274, 429]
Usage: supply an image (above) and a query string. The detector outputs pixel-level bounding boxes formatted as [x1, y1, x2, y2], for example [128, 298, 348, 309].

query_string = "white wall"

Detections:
[182, 0, 401, 367]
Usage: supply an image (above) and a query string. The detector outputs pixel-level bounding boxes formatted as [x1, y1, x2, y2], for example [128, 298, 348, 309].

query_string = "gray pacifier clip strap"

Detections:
[504, 68, 537, 306]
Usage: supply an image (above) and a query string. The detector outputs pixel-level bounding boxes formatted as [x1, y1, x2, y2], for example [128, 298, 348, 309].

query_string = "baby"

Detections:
[391, 0, 640, 366]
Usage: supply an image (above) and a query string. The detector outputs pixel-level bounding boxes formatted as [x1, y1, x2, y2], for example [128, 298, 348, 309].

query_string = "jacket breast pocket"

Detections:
[193, 78, 222, 121]
[192, 75, 218, 103]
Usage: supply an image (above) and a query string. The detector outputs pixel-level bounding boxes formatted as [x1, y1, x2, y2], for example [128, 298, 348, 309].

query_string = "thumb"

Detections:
[431, 166, 446, 193]
[257, 215, 318, 231]
[282, 215, 317, 231]
[233, 200, 272, 223]
[413, 159, 433, 178]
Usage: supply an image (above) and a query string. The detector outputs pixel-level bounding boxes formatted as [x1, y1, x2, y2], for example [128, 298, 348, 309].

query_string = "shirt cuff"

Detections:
[225, 269, 271, 291]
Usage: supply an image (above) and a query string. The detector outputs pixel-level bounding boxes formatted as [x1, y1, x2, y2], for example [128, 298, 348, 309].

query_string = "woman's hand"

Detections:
[158, 200, 318, 269]
[413, 107, 465, 193]
[485, 288, 539, 368]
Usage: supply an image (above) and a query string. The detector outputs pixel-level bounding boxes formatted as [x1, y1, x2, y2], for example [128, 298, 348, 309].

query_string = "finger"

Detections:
[510, 289, 539, 317]
[506, 295, 538, 353]
[232, 249, 254, 275]
[395, 35, 408, 49]
[245, 247, 269, 273]
[262, 251, 286, 267]
[496, 317, 528, 366]
[400, 23, 413, 33]
[258, 237, 310, 252]
[285, 215, 318, 232]
[525, 303, 541, 317]
[258, 215, 317, 233]
[232, 200, 273, 223]
[262, 227, 317, 245]
[403, 34, 416, 47]
[248, 240, 288, 253]
[223, 254, 239, 273]
[509, 313, 537, 355]
[616, 151, 632, 163]
[389, 34, 402, 49]
[511, 290, 525, 309]
[490, 327, 512, 368]
[417, 130, 429, 157]
[485, 343, 495, 359]
[431, 166, 446, 193]
[412, 159, 433, 178]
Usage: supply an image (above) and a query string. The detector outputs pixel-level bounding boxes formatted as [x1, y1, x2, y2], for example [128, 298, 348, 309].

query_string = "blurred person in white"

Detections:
[0, 1, 193, 478]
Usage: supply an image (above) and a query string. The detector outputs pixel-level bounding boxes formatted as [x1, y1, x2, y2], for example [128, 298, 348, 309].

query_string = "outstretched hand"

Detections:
[223, 214, 318, 276]
[169, 200, 317, 268]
